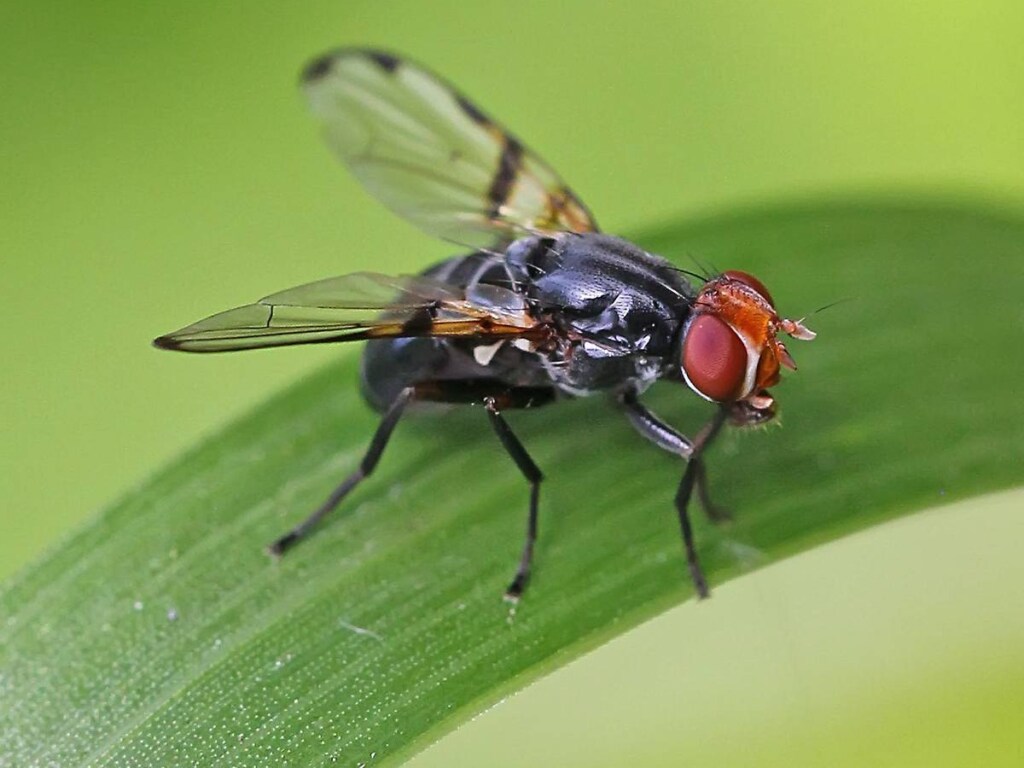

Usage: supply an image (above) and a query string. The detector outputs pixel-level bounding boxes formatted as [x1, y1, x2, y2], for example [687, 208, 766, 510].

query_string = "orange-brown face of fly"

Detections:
[679, 270, 815, 410]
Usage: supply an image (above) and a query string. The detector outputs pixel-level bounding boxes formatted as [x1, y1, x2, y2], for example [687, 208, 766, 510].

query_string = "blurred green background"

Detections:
[2, 1, 1022, 765]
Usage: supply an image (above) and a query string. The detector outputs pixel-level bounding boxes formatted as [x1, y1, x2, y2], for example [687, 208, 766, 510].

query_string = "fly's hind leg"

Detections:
[267, 385, 415, 557]
[268, 373, 554, 601]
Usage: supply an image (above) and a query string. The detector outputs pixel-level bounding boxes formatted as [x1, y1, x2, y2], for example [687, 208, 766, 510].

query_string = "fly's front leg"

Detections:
[693, 458, 732, 524]
[618, 388, 728, 599]
[617, 389, 728, 524]
[673, 408, 727, 599]
[619, 388, 693, 456]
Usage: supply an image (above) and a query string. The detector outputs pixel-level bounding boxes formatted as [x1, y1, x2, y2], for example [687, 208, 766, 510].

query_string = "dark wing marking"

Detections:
[153, 272, 543, 353]
[301, 48, 598, 249]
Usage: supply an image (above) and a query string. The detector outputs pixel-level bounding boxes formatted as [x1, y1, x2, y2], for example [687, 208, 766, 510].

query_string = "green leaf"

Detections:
[2, 200, 1022, 767]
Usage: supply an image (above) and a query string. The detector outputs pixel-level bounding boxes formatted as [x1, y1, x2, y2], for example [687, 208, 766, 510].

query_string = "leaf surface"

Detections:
[2, 200, 1022, 767]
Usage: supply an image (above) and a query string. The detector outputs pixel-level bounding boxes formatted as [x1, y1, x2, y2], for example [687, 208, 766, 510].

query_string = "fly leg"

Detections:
[417, 382, 557, 606]
[267, 386, 415, 557]
[673, 408, 727, 599]
[618, 388, 731, 522]
[618, 388, 694, 458]
[269, 374, 554, 599]
[484, 396, 543, 602]
[693, 458, 732, 524]
[412, 380, 553, 600]
[618, 388, 728, 598]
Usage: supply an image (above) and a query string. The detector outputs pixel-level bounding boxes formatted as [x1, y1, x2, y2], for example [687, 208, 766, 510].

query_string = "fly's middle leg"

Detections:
[271, 372, 555, 601]
[484, 395, 543, 602]
[416, 380, 553, 601]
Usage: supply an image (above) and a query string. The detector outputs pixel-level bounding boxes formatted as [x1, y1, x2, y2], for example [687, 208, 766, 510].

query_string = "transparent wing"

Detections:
[153, 272, 542, 353]
[302, 48, 598, 249]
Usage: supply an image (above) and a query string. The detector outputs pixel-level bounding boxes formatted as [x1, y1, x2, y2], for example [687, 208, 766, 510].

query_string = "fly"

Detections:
[154, 48, 816, 601]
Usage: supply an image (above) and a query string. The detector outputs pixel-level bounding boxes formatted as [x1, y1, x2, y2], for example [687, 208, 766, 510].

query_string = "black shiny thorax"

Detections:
[361, 233, 697, 409]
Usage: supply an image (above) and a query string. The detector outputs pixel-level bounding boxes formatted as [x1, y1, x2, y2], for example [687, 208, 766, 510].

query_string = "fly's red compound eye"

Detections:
[681, 314, 748, 402]
[722, 270, 774, 306]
